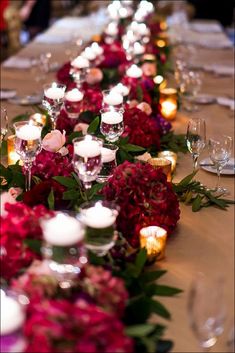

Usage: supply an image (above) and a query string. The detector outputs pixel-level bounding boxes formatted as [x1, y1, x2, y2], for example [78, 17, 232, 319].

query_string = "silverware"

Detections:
[200, 163, 235, 170]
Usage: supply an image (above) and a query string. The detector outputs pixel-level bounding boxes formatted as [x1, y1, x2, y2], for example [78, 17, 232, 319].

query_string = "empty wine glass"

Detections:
[100, 107, 124, 143]
[14, 121, 42, 191]
[42, 82, 66, 129]
[72, 135, 103, 190]
[186, 118, 206, 171]
[208, 135, 233, 195]
[188, 273, 226, 351]
[181, 71, 202, 112]
[0, 107, 8, 147]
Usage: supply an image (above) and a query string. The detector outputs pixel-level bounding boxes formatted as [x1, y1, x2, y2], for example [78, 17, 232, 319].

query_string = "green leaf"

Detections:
[153, 285, 183, 296]
[192, 194, 202, 212]
[67, 131, 83, 144]
[32, 175, 42, 185]
[87, 183, 104, 200]
[149, 299, 171, 320]
[134, 248, 147, 276]
[47, 188, 55, 210]
[12, 113, 30, 124]
[141, 270, 167, 283]
[0, 140, 7, 156]
[53, 176, 77, 189]
[63, 189, 80, 200]
[87, 116, 100, 134]
[157, 339, 174, 353]
[79, 110, 95, 124]
[122, 144, 146, 153]
[176, 172, 197, 187]
[125, 324, 155, 337]
[136, 85, 144, 102]
[24, 239, 41, 255]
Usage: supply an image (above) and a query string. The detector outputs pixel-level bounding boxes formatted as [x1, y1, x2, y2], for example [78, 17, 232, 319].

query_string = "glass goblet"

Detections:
[188, 273, 226, 351]
[181, 71, 202, 112]
[64, 88, 84, 119]
[41, 212, 87, 289]
[186, 118, 206, 171]
[14, 121, 42, 191]
[0, 107, 8, 147]
[79, 200, 119, 256]
[42, 82, 66, 129]
[208, 135, 233, 195]
[100, 107, 124, 143]
[72, 135, 103, 190]
[96, 143, 119, 183]
[102, 89, 124, 110]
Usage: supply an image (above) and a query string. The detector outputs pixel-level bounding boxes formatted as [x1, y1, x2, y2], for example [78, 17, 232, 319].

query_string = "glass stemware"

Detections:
[0, 107, 8, 147]
[208, 135, 233, 195]
[188, 273, 226, 351]
[96, 143, 119, 183]
[72, 135, 103, 190]
[42, 82, 66, 129]
[186, 118, 206, 171]
[100, 107, 124, 143]
[14, 121, 42, 191]
[181, 71, 202, 112]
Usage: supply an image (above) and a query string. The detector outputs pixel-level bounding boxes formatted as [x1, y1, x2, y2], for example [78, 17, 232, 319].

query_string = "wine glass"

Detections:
[14, 121, 42, 191]
[188, 273, 226, 351]
[72, 135, 103, 190]
[0, 107, 8, 147]
[42, 82, 66, 129]
[186, 118, 206, 171]
[100, 107, 124, 143]
[208, 136, 233, 195]
[181, 71, 202, 112]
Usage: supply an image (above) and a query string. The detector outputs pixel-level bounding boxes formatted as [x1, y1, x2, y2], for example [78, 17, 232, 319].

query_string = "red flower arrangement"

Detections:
[99, 42, 127, 69]
[0, 203, 53, 280]
[102, 161, 180, 247]
[123, 107, 162, 149]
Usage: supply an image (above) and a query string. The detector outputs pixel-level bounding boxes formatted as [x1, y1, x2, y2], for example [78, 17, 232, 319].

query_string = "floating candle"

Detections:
[101, 111, 123, 124]
[0, 292, 25, 335]
[105, 22, 118, 36]
[74, 135, 101, 158]
[133, 42, 145, 55]
[126, 64, 143, 78]
[45, 85, 65, 100]
[83, 202, 116, 228]
[65, 88, 84, 102]
[42, 213, 84, 246]
[71, 56, 89, 69]
[103, 92, 123, 106]
[111, 83, 130, 97]
[90, 42, 104, 55]
[81, 47, 97, 61]
[101, 147, 116, 163]
[15, 124, 41, 140]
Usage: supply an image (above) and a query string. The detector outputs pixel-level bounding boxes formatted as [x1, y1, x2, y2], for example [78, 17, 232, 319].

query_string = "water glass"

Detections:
[0, 107, 8, 147]
[96, 144, 119, 183]
[100, 107, 124, 142]
[42, 82, 66, 129]
[186, 118, 206, 171]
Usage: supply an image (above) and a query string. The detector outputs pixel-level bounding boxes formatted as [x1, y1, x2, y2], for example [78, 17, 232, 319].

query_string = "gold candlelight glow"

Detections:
[29, 113, 47, 126]
[142, 54, 156, 62]
[160, 21, 168, 31]
[7, 135, 22, 165]
[156, 39, 166, 48]
[148, 157, 172, 182]
[140, 226, 167, 261]
[159, 88, 178, 120]
[153, 75, 167, 89]
[158, 151, 178, 172]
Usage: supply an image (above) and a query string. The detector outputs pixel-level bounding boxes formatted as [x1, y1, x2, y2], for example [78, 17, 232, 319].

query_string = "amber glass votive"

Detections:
[7, 135, 21, 165]
[140, 226, 167, 261]
[158, 151, 177, 172]
[29, 113, 47, 126]
[159, 88, 178, 121]
[148, 157, 172, 182]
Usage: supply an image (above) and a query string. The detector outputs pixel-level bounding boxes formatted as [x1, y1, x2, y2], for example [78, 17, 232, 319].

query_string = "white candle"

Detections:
[126, 64, 143, 78]
[134, 9, 147, 22]
[45, 86, 65, 100]
[42, 213, 84, 246]
[101, 147, 116, 163]
[91, 42, 104, 56]
[81, 47, 97, 61]
[16, 124, 41, 140]
[84, 202, 116, 228]
[126, 30, 136, 43]
[74, 136, 101, 158]
[0, 293, 25, 335]
[65, 88, 84, 102]
[137, 23, 149, 36]
[111, 83, 130, 96]
[108, 4, 119, 20]
[105, 22, 118, 36]
[104, 92, 123, 106]
[130, 21, 138, 32]
[133, 42, 145, 55]
[101, 111, 123, 124]
[161, 101, 177, 118]
[71, 56, 89, 69]
[119, 7, 128, 18]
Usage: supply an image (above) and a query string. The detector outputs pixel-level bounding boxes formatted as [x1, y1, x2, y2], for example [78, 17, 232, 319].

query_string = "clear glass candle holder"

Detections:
[72, 135, 103, 189]
[1, 107, 8, 147]
[79, 200, 119, 256]
[100, 107, 124, 143]
[102, 89, 124, 110]
[64, 88, 84, 119]
[42, 82, 66, 129]
[40, 212, 87, 289]
[96, 144, 119, 183]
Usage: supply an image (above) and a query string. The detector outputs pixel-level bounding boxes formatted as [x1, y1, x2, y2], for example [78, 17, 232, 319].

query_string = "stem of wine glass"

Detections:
[50, 110, 57, 130]
[83, 181, 92, 190]
[24, 161, 33, 191]
[193, 154, 199, 171]
[215, 165, 221, 190]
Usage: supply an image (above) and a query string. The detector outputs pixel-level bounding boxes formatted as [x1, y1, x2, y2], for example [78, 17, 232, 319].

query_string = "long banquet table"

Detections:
[0, 11, 234, 353]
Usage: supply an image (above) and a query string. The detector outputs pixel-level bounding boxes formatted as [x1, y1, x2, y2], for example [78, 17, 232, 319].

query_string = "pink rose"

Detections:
[42, 130, 66, 152]
[141, 62, 157, 77]
[86, 68, 103, 85]
[128, 99, 139, 109]
[137, 102, 152, 115]
[74, 123, 89, 135]
[0, 192, 16, 217]
[8, 187, 23, 199]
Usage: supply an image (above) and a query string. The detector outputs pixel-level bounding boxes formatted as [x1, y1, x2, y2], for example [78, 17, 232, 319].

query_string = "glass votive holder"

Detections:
[79, 200, 119, 257]
[158, 151, 178, 172]
[139, 226, 167, 262]
[159, 88, 178, 121]
[148, 157, 172, 182]
[64, 88, 84, 119]
[100, 107, 124, 143]
[29, 113, 47, 127]
[41, 212, 87, 289]
[0, 288, 29, 353]
[96, 144, 119, 183]
[102, 89, 124, 109]
[7, 135, 22, 166]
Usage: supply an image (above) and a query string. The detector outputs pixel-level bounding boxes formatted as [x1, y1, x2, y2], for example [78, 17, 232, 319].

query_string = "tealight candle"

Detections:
[42, 213, 84, 246]
[15, 123, 41, 141]
[7, 135, 21, 165]
[101, 111, 123, 124]
[45, 85, 65, 100]
[65, 88, 84, 102]
[156, 39, 166, 48]
[71, 56, 89, 69]
[29, 113, 47, 126]
[74, 135, 101, 158]
[159, 88, 178, 121]
[158, 151, 178, 172]
[84, 202, 116, 228]
[119, 7, 129, 18]
[148, 157, 172, 182]
[81, 47, 97, 61]
[126, 64, 143, 78]
[101, 146, 116, 163]
[105, 22, 118, 36]
[140, 226, 167, 261]
[111, 83, 130, 97]
[90, 42, 104, 55]
[103, 92, 123, 106]
[0, 291, 25, 335]
[133, 42, 145, 55]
